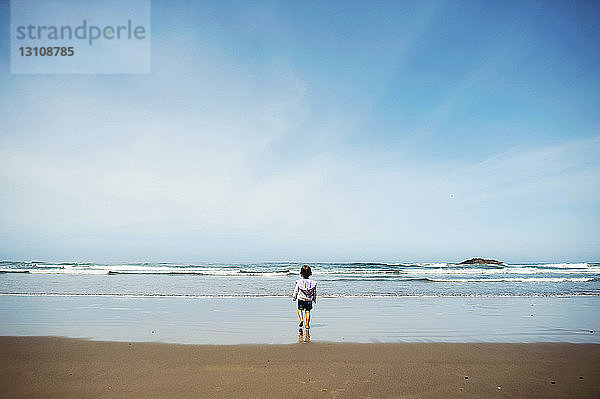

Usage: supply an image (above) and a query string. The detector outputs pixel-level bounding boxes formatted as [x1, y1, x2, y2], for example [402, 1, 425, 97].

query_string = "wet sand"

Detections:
[1, 336, 599, 398]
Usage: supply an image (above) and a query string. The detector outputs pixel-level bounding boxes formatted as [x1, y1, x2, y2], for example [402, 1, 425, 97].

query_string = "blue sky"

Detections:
[0, 0, 599, 262]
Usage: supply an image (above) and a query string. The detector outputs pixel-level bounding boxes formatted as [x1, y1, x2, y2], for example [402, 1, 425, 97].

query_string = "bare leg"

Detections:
[305, 310, 310, 328]
[297, 309, 303, 325]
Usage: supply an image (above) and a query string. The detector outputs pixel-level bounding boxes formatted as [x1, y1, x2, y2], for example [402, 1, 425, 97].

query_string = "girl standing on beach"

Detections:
[292, 265, 317, 331]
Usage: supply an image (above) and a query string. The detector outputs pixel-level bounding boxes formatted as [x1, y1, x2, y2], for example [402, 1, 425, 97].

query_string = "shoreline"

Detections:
[2, 336, 599, 398]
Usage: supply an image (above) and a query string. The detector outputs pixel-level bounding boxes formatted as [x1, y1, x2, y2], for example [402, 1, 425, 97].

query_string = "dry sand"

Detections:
[1, 336, 599, 398]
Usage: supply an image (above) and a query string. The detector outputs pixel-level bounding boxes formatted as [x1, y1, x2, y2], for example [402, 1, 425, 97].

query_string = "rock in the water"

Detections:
[458, 257, 504, 265]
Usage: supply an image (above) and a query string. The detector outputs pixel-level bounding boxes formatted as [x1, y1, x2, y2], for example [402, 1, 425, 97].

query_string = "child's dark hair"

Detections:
[300, 264, 312, 278]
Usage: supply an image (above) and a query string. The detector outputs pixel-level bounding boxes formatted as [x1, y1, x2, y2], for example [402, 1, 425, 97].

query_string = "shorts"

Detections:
[297, 299, 313, 311]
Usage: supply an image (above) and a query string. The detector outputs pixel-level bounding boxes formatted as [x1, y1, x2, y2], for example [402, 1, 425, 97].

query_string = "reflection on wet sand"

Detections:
[298, 328, 310, 343]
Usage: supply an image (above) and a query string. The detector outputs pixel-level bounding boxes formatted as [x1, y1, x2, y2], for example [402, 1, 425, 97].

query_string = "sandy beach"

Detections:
[1, 337, 599, 398]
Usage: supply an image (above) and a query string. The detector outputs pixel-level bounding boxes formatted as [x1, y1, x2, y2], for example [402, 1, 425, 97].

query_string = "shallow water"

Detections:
[0, 295, 598, 344]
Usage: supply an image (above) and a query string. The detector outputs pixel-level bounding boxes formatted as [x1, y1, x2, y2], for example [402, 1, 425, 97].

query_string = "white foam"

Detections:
[428, 277, 594, 283]
[512, 263, 590, 269]
[28, 269, 109, 275]
[414, 263, 448, 268]
[402, 267, 600, 276]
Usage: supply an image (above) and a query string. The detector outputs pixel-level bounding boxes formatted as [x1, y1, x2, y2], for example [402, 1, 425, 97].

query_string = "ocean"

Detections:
[1, 261, 599, 344]
[1, 260, 598, 297]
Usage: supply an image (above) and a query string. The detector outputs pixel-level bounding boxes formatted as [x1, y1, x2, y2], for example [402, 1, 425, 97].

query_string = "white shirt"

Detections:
[293, 278, 317, 303]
